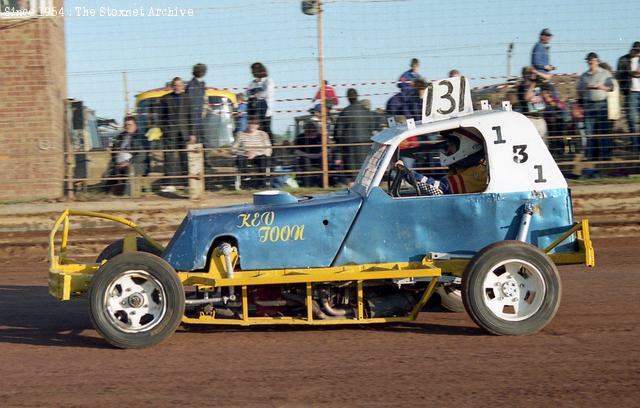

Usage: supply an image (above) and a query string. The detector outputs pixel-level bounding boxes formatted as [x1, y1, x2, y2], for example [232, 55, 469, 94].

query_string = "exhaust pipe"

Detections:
[319, 290, 354, 317]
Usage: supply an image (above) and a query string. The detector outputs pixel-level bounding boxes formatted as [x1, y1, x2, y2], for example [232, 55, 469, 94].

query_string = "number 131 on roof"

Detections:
[422, 76, 473, 123]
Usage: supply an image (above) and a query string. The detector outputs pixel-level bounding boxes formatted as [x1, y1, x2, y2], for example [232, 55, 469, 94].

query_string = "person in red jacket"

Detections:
[312, 80, 339, 109]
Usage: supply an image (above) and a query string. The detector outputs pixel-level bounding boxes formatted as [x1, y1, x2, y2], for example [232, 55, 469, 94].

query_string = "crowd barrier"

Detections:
[65, 131, 640, 199]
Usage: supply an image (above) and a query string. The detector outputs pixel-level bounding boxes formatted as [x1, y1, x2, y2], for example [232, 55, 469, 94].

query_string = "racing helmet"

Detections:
[439, 129, 484, 167]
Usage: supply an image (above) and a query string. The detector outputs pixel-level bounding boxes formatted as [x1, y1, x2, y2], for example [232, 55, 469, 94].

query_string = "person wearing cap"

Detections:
[532, 28, 555, 74]
[532, 29, 559, 98]
[577, 52, 615, 161]
[616, 42, 640, 153]
[394, 129, 487, 196]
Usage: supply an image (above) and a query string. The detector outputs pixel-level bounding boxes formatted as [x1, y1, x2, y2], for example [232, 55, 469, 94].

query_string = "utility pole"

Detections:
[317, 0, 329, 188]
[123, 71, 130, 115]
[507, 43, 514, 78]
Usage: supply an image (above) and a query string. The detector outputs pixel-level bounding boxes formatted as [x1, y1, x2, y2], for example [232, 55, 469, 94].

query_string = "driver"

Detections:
[395, 129, 487, 195]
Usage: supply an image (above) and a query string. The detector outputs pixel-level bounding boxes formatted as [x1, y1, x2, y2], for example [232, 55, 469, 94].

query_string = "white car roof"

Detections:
[369, 109, 567, 194]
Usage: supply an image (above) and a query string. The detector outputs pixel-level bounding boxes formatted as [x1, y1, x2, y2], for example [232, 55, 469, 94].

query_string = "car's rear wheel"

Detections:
[436, 279, 465, 312]
[88, 252, 184, 349]
[96, 237, 162, 263]
[462, 241, 561, 336]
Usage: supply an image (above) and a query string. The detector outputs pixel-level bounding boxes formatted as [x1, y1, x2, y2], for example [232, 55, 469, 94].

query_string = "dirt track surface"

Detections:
[0, 236, 638, 407]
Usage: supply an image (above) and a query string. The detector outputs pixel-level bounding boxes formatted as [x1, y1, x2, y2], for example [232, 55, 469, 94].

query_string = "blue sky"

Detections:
[65, 0, 639, 134]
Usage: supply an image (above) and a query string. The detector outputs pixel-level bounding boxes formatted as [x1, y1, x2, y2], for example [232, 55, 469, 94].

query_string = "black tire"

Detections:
[88, 252, 185, 349]
[462, 240, 561, 336]
[436, 281, 465, 313]
[96, 237, 162, 263]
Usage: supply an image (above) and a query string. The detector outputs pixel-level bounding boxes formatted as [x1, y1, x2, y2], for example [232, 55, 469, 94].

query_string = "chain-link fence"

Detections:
[4, 0, 640, 199]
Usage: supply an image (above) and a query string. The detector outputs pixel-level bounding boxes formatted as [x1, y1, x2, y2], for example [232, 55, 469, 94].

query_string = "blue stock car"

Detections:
[49, 78, 594, 348]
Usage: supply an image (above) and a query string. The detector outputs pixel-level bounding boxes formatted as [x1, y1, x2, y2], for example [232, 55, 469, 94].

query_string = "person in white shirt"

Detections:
[233, 117, 272, 187]
[577, 52, 614, 160]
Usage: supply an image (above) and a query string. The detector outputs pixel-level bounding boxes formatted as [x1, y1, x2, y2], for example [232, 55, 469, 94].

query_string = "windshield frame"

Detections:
[352, 142, 392, 196]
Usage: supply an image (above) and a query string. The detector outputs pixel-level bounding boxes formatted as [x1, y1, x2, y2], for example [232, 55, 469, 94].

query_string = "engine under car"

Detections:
[184, 281, 421, 321]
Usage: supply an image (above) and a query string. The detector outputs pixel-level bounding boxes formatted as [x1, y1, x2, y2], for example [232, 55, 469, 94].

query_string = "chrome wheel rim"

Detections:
[481, 259, 546, 321]
[104, 270, 167, 333]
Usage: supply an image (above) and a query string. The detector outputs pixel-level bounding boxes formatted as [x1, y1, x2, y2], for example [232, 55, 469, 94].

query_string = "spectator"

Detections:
[308, 104, 322, 128]
[312, 80, 339, 109]
[532, 28, 558, 97]
[233, 117, 272, 186]
[617, 43, 640, 153]
[616, 42, 640, 95]
[541, 86, 569, 133]
[104, 116, 146, 195]
[577, 52, 614, 161]
[361, 99, 384, 133]
[515, 66, 549, 114]
[385, 79, 430, 167]
[386, 78, 428, 121]
[449, 69, 461, 78]
[247, 62, 275, 144]
[186, 63, 207, 144]
[541, 86, 569, 156]
[532, 28, 555, 74]
[398, 58, 422, 91]
[333, 88, 375, 182]
[233, 93, 248, 135]
[600, 62, 621, 136]
[294, 121, 323, 187]
[160, 77, 195, 193]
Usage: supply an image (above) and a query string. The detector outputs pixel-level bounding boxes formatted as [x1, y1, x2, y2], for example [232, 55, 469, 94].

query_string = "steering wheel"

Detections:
[388, 164, 421, 197]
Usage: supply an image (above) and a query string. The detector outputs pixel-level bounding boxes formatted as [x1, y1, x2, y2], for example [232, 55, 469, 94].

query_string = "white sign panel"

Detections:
[421, 76, 473, 123]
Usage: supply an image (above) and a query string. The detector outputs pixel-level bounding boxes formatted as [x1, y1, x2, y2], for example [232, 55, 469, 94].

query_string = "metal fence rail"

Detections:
[61, 130, 640, 198]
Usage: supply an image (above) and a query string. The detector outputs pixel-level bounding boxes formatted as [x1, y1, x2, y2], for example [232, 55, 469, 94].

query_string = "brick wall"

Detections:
[0, 0, 66, 202]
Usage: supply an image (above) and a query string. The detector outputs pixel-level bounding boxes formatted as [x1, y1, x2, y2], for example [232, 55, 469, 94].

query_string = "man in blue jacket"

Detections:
[532, 28, 555, 74]
[532, 28, 557, 97]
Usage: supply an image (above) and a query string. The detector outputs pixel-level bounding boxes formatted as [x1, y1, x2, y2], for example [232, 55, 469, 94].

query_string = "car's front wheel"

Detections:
[88, 252, 185, 349]
[462, 241, 561, 336]
[96, 237, 162, 263]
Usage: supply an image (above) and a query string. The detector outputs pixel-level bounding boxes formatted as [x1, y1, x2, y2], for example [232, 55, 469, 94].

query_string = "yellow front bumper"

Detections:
[48, 209, 163, 301]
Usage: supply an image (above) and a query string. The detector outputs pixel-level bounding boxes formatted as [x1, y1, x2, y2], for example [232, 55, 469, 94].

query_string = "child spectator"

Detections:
[233, 93, 248, 135]
[398, 58, 422, 90]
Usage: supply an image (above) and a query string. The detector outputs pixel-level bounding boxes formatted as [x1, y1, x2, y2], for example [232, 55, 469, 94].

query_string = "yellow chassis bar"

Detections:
[433, 219, 595, 276]
[49, 209, 164, 301]
[48, 210, 594, 326]
[48, 209, 441, 325]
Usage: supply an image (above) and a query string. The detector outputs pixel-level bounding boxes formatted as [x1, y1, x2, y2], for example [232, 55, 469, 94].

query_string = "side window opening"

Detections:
[384, 127, 489, 197]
